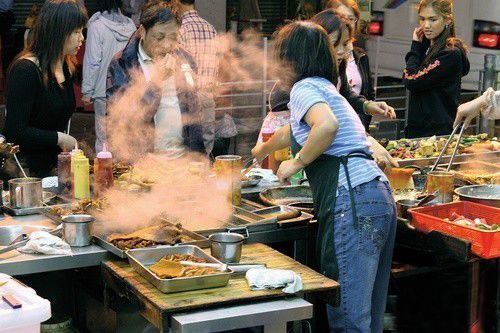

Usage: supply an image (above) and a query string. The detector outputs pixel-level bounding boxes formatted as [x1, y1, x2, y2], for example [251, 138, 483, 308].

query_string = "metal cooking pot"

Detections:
[61, 214, 95, 247]
[8, 177, 42, 209]
[396, 199, 420, 220]
[209, 232, 245, 263]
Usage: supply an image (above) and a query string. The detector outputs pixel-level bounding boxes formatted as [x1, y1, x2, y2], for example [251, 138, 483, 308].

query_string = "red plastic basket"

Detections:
[410, 201, 500, 259]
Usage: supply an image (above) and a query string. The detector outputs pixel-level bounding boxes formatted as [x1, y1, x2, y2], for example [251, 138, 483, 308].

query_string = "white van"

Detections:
[366, 0, 499, 90]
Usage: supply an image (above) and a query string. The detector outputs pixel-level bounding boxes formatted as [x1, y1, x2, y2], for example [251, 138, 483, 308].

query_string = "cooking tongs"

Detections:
[430, 122, 466, 173]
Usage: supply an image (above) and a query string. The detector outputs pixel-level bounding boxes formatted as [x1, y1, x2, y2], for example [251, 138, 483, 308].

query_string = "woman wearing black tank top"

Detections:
[4, 0, 88, 177]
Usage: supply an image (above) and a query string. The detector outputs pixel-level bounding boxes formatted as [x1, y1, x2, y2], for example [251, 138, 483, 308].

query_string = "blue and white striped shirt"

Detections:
[288, 77, 387, 194]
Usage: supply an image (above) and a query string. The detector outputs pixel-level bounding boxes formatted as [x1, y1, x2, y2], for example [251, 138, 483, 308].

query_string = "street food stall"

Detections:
[0, 129, 498, 332]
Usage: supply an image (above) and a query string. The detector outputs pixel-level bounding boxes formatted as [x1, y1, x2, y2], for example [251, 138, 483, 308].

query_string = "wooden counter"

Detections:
[102, 243, 338, 331]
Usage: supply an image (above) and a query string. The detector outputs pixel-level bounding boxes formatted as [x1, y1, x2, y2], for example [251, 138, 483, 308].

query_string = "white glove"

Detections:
[454, 88, 500, 128]
[57, 132, 77, 151]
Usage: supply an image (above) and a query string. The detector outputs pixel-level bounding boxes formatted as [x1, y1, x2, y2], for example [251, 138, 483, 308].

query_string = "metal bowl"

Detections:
[454, 185, 500, 208]
[396, 199, 420, 220]
[241, 175, 263, 188]
[259, 185, 313, 206]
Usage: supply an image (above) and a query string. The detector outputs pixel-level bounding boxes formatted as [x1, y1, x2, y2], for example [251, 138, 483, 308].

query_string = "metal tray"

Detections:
[252, 206, 312, 227]
[2, 196, 67, 216]
[397, 151, 500, 168]
[259, 185, 313, 206]
[94, 227, 210, 259]
[437, 161, 500, 185]
[126, 245, 232, 293]
[229, 206, 277, 232]
[39, 203, 76, 224]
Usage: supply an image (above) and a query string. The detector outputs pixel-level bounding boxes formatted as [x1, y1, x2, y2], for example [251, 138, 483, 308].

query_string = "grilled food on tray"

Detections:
[49, 198, 108, 217]
[382, 134, 498, 160]
[107, 216, 191, 250]
[149, 254, 219, 279]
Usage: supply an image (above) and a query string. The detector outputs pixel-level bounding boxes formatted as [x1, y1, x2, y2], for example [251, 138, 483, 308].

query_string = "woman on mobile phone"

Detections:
[403, 0, 469, 138]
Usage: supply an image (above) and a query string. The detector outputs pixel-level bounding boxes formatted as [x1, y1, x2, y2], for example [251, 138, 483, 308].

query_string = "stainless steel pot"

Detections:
[396, 199, 420, 220]
[209, 232, 245, 263]
[61, 214, 95, 247]
[8, 177, 42, 208]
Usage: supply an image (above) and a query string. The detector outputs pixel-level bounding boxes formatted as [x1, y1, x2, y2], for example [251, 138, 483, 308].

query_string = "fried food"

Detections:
[48, 198, 108, 217]
[149, 254, 219, 279]
[107, 220, 183, 250]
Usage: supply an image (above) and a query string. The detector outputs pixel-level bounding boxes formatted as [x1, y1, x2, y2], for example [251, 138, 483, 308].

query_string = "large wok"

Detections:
[454, 185, 500, 208]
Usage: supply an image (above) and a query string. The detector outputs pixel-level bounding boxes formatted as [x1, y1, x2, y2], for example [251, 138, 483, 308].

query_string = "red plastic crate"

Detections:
[410, 201, 500, 259]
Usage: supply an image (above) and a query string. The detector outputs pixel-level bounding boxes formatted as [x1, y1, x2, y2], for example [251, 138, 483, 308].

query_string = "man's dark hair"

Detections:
[140, 0, 177, 30]
[274, 21, 338, 86]
[97, 0, 122, 13]
[179, 0, 195, 5]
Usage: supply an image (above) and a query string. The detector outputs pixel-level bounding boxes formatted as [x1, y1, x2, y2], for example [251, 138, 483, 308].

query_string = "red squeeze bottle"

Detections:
[94, 144, 114, 197]
[57, 151, 71, 194]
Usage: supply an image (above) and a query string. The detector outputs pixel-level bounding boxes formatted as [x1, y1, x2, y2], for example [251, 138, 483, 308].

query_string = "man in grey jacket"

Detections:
[82, 0, 136, 152]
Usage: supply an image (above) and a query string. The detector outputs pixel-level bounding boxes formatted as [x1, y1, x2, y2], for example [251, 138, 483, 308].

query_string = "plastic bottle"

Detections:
[57, 151, 71, 194]
[94, 144, 114, 197]
[73, 154, 90, 199]
[70, 144, 84, 196]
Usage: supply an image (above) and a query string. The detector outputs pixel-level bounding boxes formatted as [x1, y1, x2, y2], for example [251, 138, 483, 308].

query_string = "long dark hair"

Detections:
[311, 10, 352, 83]
[273, 21, 338, 87]
[14, 0, 88, 85]
[418, 0, 468, 65]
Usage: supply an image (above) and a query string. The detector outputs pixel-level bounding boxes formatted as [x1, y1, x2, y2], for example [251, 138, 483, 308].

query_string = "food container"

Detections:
[425, 171, 454, 203]
[410, 201, 500, 259]
[396, 199, 420, 220]
[61, 214, 95, 247]
[0, 274, 51, 333]
[455, 185, 500, 208]
[214, 155, 242, 206]
[209, 232, 245, 263]
[93, 226, 210, 259]
[8, 178, 42, 209]
[125, 245, 232, 293]
[386, 168, 416, 190]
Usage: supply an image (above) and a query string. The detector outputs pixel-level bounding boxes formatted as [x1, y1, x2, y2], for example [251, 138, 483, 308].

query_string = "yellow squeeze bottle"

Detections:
[73, 154, 90, 199]
[70, 144, 84, 196]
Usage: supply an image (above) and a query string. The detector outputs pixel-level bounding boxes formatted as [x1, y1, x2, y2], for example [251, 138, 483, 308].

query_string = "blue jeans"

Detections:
[327, 178, 397, 333]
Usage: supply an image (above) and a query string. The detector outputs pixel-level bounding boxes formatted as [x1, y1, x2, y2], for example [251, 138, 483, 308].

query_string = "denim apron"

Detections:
[290, 133, 373, 284]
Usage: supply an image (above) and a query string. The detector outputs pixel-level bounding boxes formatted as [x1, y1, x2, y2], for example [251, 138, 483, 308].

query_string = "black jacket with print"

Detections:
[403, 40, 470, 138]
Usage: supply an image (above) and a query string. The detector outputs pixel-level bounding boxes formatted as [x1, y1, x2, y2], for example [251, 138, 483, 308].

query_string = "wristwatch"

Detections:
[294, 152, 307, 167]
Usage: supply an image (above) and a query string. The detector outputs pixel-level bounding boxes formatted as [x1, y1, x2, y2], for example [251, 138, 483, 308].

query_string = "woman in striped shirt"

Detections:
[252, 21, 396, 332]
